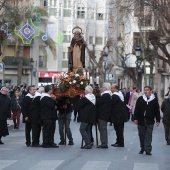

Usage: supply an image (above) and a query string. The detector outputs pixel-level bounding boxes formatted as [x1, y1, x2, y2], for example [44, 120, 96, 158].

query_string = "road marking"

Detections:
[0, 160, 17, 170]
[133, 163, 159, 170]
[0, 148, 13, 151]
[123, 156, 127, 160]
[29, 160, 64, 170]
[130, 142, 134, 145]
[81, 161, 111, 170]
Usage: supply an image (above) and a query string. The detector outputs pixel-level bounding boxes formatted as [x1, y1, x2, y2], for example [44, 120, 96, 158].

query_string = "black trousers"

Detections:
[25, 123, 32, 145]
[138, 124, 153, 153]
[113, 123, 124, 146]
[32, 124, 41, 146]
[42, 119, 56, 146]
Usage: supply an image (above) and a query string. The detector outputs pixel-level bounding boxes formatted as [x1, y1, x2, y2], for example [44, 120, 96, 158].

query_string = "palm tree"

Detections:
[0, 2, 56, 85]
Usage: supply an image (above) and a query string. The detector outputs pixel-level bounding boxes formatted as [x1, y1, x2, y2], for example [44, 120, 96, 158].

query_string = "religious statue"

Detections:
[68, 26, 85, 73]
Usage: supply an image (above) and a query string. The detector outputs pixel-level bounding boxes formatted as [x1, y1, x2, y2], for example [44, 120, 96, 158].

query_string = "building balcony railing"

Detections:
[2, 57, 31, 69]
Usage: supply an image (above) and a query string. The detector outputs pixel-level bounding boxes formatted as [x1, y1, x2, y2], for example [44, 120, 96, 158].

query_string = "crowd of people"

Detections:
[0, 83, 170, 156]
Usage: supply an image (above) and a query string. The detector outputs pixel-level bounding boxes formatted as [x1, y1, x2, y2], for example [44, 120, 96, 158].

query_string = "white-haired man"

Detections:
[78, 85, 96, 149]
[96, 83, 111, 148]
[30, 86, 44, 147]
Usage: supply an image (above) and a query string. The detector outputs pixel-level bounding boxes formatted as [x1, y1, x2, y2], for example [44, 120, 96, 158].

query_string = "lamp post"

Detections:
[103, 52, 108, 82]
[135, 46, 141, 88]
[30, 58, 34, 85]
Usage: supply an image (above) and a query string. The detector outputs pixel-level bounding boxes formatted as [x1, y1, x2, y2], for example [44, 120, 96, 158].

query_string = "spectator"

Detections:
[134, 86, 160, 155]
[0, 86, 11, 144]
[161, 92, 170, 145]
[11, 90, 22, 129]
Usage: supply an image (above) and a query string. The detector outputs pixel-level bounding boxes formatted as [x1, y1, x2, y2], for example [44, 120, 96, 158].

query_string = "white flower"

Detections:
[80, 82, 84, 85]
[64, 75, 69, 78]
[69, 82, 72, 84]
[75, 74, 79, 77]
[73, 80, 76, 83]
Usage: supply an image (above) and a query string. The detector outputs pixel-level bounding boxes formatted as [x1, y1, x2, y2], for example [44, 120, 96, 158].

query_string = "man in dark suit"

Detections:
[30, 87, 44, 147]
[40, 85, 59, 148]
[21, 86, 36, 146]
[111, 84, 128, 147]
[96, 83, 111, 149]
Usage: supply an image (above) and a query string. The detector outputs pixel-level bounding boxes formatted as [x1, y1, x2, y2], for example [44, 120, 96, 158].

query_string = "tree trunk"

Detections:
[17, 45, 24, 85]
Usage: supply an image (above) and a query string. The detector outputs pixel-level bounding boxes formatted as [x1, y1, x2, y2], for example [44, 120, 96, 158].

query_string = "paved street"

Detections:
[0, 117, 170, 170]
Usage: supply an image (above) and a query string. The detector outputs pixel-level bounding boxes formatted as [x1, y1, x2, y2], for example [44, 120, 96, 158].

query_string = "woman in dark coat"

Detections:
[78, 85, 96, 149]
[0, 86, 11, 144]
[11, 90, 22, 129]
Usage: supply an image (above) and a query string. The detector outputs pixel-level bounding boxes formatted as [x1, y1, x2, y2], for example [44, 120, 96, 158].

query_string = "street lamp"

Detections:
[103, 52, 108, 82]
[30, 58, 34, 85]
[135, 46, 141, 88]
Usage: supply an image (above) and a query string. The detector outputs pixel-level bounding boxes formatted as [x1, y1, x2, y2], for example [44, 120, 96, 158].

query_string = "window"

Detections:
[96, 13, 104, 20]
[62, 60, 68, 68]
[77, 11, 85, 19]
[39, 56, 47, 68]
[50, 0, 52, 6]
[44, 0, 47, 6]
[133, 32, 140, 49]
[89, 36, 93, 44]
[141, 15, 152, 27]
[54, 0, 57, 6]
[49, 8, 57, 16]
[63, 52, 68, 60]
[63, 9, 71, 17]
[64, 0, 71, 8]
[95, 37, 103, 45]
[63, 35, 71, 43]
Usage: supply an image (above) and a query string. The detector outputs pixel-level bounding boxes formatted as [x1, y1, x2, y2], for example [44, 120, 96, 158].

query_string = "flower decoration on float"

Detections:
[57, 72, 86, 92]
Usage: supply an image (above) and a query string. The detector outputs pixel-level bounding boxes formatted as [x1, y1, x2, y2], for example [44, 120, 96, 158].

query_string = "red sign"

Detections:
[39, 72, 62, 78]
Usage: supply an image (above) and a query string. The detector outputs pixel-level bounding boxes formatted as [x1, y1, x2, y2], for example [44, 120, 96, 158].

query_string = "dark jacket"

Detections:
[111, 94, 128, 123]
[78, 97, 96, 123]
[21, 94, 33, 123]
[125, 92, 130, 105]
[40, 94, 57, 120]
[29, 93, 41, 124]
[134, 95, 160, 125]
[11, 96, 22, 113]
[96, 93, 111, 122]
[161, 99, 170, 125]
[0, 93, 11, 120]
[57, 96, 73, 114]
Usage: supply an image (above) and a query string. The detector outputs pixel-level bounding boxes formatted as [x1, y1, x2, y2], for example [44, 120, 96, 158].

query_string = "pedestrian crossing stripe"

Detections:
[81, 161, 112, 170]
[0, 160, 17, 170]
[133, 163, 159, 170]
[29, 160, 64, 170]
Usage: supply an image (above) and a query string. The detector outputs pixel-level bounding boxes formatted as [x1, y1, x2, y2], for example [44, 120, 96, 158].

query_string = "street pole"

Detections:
[31, 65, 33, 85]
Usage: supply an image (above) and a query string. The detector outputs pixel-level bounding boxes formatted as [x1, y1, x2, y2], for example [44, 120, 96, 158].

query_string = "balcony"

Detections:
[2, 57, 31, 69]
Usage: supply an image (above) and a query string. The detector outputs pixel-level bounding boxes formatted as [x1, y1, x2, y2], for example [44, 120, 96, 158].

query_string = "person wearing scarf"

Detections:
[134, 86, 160, 155]
[96, 83, 111, 149]
[110, 84, 128, 148]
[78, 85, 96, 149]
[0, 86, 11, 144]
[21, 86, 36, 146]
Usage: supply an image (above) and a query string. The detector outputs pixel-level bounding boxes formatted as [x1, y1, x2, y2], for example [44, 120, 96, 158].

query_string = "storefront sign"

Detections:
[39, 72, 62, 78]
